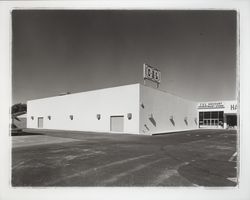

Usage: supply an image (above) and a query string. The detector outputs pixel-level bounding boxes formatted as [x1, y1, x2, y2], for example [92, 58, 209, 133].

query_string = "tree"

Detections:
[11, 103, 27, 129]
[12, 103, 27, 114]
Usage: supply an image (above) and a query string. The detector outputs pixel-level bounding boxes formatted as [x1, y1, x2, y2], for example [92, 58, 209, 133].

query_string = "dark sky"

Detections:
[12, 10, 237, 104]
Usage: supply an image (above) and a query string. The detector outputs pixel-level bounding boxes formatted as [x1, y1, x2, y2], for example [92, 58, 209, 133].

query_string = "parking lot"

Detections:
[12, 129, 237, 187]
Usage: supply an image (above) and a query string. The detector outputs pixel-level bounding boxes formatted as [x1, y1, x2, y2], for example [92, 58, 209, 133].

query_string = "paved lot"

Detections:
[12, 129, 237, 187]
[12, 135, 80, 148]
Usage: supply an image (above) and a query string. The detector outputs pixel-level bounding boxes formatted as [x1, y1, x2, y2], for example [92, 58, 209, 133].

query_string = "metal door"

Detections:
[38, 117, 44, 128]
[110, 116, 124, 132]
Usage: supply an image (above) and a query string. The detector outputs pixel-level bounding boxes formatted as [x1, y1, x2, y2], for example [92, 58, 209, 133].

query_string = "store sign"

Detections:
[143, 64, 161, 84]
[230, 104, 237, 111]
[198, 102, 225, 110]
[198, 101, 237, 113]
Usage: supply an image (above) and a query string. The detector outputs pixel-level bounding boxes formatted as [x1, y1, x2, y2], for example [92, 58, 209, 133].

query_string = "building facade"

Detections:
[27, 83, 237, 135]
[197, 101, 237, 129]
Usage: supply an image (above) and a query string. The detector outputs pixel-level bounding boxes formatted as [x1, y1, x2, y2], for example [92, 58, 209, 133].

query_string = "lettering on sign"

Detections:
[230, 104, 237, 110]
[143, 64, 161, 84]
[198, 102, 225, 109]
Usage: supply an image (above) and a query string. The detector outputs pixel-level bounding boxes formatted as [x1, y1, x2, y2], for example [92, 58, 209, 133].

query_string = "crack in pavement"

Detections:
[152, 162, 192, 186]
[45, 153, 154, 186]
[99, 157, 170, 186]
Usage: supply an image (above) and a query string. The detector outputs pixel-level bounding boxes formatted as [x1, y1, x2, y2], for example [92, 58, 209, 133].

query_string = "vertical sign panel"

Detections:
[143, 64, 161, 87]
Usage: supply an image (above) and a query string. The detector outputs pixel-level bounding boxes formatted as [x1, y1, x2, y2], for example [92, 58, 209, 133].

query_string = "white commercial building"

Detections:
[27, 83, 237, 135]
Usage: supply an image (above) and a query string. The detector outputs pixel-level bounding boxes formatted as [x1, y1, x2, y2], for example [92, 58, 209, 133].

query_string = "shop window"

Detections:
[211, 119, 215, 125]
[204, 112, 211, 119]
[214, 120, 219, 126]
[219, 111, 223, 117]
[31, 116, 34, 120]
[199, 111, 224, 127]
[211, 112, 218, 118]
[219, 112, 224, 123]
[48, 115, 51, 120]
[199, 112, 203, 120]
[69, 115, 73, 120]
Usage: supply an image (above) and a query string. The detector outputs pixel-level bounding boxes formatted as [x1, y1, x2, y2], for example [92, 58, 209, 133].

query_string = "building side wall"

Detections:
[139, 85, 198, 134]
[27, 84, 140, 134]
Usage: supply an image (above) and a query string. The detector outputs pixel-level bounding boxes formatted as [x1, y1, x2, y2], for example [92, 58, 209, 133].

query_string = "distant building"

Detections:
[27, 84, 237, 135]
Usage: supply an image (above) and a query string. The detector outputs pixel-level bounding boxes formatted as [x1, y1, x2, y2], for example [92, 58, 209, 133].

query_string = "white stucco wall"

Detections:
[139, 85, 198, 134]
[27, 84, 140, 134]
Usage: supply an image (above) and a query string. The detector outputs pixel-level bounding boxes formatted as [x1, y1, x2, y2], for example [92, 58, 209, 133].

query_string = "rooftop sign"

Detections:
[143, 63, 161, 88]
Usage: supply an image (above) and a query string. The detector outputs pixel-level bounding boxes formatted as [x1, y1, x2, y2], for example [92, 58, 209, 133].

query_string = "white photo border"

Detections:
[0, 1, 249, 200]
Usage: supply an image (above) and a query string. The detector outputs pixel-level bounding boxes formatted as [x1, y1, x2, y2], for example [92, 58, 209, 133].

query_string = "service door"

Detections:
[38, 117, 44, 128]
[110, 116, 124, 132]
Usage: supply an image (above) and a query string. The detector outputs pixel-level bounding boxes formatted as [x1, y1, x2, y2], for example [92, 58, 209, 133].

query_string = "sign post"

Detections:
[143, 63, 161, 88]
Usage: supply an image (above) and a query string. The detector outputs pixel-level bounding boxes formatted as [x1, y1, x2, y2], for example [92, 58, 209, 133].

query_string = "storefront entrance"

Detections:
[199, 111, 224, 128]
[199, 111, 237, 129]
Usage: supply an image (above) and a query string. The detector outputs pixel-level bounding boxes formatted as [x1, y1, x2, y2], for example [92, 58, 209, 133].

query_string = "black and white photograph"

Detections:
[11, 9, 238, 187]
[1, 1, 250, 200]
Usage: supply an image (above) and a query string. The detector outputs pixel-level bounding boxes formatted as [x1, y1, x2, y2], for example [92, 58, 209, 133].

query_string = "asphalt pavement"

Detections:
[12, 129, 237, 187]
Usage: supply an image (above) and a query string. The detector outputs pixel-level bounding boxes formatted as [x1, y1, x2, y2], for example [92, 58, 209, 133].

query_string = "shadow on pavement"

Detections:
[11, 130, 44, 136]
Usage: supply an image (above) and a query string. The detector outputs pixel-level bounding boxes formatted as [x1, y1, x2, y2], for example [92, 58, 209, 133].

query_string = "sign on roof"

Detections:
[143, 64, 161, 87]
